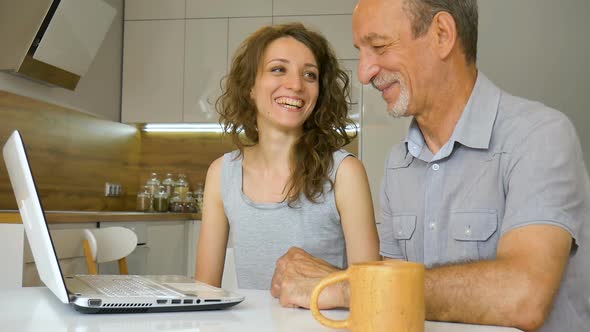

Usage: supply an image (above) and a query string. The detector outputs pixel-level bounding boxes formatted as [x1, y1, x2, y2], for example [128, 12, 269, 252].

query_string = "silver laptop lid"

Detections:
[3, 130, 70, 303]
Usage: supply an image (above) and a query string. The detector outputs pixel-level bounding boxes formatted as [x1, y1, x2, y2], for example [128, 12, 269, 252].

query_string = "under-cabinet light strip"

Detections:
[143, 123, 224, 133]
[143, 123, 359, 133]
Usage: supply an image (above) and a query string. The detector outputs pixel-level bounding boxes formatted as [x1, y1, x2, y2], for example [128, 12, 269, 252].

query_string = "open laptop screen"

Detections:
[3, 130, 70, 303]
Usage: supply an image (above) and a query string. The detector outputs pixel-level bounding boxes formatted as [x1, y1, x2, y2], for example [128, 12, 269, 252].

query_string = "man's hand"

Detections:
[270, 247, 349, 309]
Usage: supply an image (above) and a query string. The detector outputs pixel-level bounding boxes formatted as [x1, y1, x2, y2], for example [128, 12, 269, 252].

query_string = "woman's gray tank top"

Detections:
[221, 149, 352, 289]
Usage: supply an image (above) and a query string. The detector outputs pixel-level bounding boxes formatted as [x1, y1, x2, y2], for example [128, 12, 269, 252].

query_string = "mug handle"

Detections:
[310, 270, 350, 329]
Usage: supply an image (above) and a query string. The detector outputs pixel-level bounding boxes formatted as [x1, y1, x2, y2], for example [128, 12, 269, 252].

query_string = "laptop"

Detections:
[3, 130, 244, 313]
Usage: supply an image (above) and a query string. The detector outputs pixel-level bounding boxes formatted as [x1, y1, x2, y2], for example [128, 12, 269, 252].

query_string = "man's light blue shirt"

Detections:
[378, 72, 590, 331]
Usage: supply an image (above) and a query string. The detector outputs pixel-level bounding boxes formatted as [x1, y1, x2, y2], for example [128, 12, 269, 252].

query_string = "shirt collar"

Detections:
[451, 71, 501, 150]
[404, 71, 501, 159]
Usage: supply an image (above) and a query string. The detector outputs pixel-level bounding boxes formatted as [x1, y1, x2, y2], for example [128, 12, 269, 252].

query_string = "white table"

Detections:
[0, 287, 522, 331]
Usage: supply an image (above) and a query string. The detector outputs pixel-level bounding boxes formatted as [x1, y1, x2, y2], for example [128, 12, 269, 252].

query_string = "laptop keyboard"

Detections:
[77, 275, 182, 298]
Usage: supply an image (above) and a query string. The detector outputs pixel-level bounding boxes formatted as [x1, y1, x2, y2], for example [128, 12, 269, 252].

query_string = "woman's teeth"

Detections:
[275, 97, 303, 108]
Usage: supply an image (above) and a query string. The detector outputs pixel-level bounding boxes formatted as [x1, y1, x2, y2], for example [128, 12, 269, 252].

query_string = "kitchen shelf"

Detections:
[0, 211, 201, 224]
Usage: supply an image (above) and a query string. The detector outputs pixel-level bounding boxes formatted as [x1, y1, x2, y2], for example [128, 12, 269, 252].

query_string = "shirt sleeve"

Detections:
[502, 111, 590, 245]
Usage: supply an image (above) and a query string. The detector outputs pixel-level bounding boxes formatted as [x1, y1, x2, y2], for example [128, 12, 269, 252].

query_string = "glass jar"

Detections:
[175, 173, 189, 200]
[168, 192, 183, 212]
[183, 191, 197, 213]
[146, 173, 160, 196]
[153, 186, 169, 212]
[136, 186, 151, 212]
[162, 173, 175, 197]
[194, 182, 204, 213]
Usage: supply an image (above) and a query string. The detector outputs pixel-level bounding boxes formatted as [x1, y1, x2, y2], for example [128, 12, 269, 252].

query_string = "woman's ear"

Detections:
[429, 11, 457, 60]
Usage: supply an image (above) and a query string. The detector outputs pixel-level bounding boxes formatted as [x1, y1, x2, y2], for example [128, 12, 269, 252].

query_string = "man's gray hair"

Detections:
[403, 0, 478, 64]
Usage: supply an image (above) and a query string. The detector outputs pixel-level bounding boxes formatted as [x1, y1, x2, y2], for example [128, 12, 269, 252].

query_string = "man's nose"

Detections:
[357, 51, 379, 85]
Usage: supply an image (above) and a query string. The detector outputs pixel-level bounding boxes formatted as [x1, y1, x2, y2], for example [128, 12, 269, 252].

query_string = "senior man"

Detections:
[270, 1, 590, 331]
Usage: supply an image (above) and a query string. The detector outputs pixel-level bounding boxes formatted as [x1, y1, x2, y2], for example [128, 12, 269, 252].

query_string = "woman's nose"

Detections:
[285, 73, 303, 91]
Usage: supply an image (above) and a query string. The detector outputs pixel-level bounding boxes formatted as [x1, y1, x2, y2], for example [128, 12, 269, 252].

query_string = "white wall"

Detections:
[478, 0, 590, 170]
[0, 0, 123, 122]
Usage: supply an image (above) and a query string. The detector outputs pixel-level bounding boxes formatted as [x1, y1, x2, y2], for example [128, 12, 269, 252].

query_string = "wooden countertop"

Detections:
[0, 211, 201, 224]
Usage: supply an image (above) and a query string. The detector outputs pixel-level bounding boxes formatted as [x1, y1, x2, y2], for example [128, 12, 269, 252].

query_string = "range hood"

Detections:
[0, 0, 116, 90]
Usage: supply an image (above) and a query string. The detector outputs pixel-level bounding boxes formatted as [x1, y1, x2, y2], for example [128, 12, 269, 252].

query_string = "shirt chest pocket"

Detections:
[448, 210, 499, 263]
[392, 214, 418, 261]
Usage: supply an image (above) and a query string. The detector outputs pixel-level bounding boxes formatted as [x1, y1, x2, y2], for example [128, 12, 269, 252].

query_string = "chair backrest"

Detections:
[83, 227, 137, 275]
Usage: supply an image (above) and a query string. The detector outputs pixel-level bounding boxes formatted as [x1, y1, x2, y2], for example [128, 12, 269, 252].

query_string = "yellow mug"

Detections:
[310, 260, 425, 332]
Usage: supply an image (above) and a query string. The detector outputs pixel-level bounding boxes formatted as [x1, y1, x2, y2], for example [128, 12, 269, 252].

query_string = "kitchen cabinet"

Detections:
[123, 17, 229, 124]
[186, 0, 271, 18]
[273, 0, 357, 16]
[183, 16, 275, 123]
[273, 15, 358, 59]
[124, 0, 185, 20]
[22, 223, 98, 287]
[144, 220, 188, 275]
[185, 220, 201, 279]
[0, 224, 24, 288]
[121, 3, 358, 123]
[227, 17, 273, 69]
[19, 220, 196, 283]
[122, 20, 185, 123]
[97, 221, 192, 276]
[183, 19, 228, 123]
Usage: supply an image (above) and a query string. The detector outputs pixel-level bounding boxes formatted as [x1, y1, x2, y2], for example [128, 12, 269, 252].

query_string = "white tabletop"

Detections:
[0, 287, 522, 331]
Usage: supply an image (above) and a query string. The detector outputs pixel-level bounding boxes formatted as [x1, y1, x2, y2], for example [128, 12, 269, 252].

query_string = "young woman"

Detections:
[196, 23, 379, 290]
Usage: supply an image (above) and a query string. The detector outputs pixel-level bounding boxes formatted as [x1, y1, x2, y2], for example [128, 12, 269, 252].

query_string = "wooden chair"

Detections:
[83, 227, 138, 275]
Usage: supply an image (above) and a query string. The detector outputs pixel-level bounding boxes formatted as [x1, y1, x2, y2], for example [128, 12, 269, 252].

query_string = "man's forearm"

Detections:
[425, 259, 549, 332]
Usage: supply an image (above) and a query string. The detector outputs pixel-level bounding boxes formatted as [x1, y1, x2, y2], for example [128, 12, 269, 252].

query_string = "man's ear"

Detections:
[429, 11, 457, 60]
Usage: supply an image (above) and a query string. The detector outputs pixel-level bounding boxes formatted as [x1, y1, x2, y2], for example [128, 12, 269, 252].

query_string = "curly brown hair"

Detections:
[216, 22, 356, 205]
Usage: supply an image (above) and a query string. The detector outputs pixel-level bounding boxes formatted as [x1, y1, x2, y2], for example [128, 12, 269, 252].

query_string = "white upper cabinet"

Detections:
[186, 0, 272, 18]
[228, 17, 273, 68]
[121, 1, 361, 123]
[183, 19, 228, 123]
[122, 20, 185, 123]
[124, 0, 186, 20]
[274, 15, 358, 59]
[273, 0, 357, 15]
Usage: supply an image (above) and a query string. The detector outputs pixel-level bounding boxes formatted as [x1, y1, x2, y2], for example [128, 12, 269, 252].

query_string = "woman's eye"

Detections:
[304, 71, 318, 80]
[271, 66, 285, 73]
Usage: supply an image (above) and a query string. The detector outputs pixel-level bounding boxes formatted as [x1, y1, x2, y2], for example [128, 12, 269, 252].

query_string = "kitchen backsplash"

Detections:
[0, 91, 232, 211]
[0, 91, 357, 211]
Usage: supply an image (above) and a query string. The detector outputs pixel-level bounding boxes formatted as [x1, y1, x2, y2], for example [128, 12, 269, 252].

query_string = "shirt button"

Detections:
[432, 164, 440, 171]
[465, 228, 472, 236]
[429, 222, 436, 230]
[397, 230, 403, 236]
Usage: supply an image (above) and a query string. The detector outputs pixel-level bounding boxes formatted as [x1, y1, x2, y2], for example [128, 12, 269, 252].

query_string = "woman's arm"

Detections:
[195, 156, 230, 287]
[334, 156, 380, 263]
